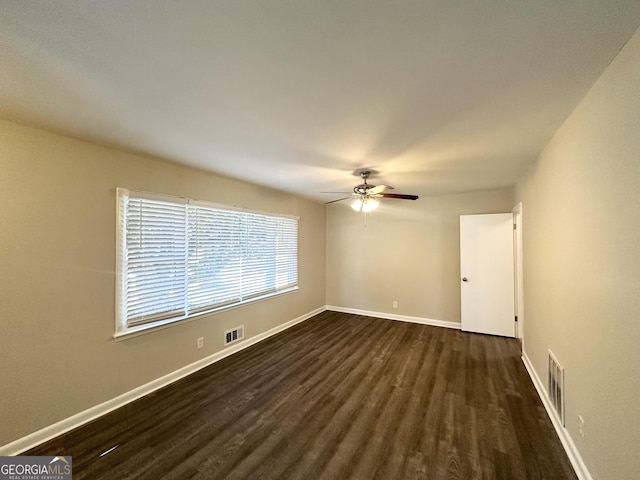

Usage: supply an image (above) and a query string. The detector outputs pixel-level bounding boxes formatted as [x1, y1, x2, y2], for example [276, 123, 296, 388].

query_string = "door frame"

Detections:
[512, 202, 524, 349]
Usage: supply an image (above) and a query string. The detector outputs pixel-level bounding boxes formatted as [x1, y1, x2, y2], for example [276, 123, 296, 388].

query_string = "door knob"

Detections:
[462, 277, 468, 282]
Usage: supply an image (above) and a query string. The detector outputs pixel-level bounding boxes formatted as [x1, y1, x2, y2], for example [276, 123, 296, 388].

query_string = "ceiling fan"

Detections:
[322, 171, 419, 212]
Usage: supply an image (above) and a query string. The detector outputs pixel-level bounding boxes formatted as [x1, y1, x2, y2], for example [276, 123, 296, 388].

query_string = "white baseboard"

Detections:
[0, 305, 326, 456]
[326, 305, 461, 330]
[521, 351, 593, 480]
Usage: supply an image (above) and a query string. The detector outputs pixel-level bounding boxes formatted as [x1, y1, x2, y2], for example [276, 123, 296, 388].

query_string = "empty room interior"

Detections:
[1, 2, 639, 479]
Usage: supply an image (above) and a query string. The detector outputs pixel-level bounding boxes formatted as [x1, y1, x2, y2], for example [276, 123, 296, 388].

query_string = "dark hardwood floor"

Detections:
[26, 311, 577, 479]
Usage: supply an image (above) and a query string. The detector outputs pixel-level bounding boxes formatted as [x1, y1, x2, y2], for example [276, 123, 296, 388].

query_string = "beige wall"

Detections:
[0, 120, 326, 446]
[515, 28, 640, 480]
[326, 188, 513, 322]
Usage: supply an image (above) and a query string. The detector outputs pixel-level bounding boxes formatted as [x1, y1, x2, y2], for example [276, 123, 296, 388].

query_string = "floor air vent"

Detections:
[548, 350, 565, 426]
[224, 325, 244, 346]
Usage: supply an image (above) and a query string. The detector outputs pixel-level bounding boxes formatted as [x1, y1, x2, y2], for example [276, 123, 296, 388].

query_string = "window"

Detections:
[116, 188, 298, 337]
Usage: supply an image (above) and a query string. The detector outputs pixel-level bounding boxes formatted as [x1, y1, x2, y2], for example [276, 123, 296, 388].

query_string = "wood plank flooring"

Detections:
[25, 311, 577, 479]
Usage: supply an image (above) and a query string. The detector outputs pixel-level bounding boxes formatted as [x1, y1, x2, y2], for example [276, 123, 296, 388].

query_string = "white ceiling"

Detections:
[2, 1, 640, 203]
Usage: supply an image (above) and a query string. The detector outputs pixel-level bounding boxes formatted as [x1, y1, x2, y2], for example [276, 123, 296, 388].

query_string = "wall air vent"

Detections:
[548, 350, 565, 426]
[224, 325, 244, 346]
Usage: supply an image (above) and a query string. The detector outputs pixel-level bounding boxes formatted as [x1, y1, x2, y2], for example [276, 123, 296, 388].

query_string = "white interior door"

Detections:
[460, 213, 515, 337]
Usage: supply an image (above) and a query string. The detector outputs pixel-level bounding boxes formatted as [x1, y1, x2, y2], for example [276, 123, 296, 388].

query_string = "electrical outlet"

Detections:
[393, 301, 398, 309]
[578, 415, 585, 440]
[197, 337, 204, 349]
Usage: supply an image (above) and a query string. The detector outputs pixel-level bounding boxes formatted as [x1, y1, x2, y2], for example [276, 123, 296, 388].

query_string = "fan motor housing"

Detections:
[354, 184, 372, 195]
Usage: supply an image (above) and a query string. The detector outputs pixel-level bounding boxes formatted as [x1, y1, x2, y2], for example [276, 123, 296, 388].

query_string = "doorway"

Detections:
[512, 202, 524, 349]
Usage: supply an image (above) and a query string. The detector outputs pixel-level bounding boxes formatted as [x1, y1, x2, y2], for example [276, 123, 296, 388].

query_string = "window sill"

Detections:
[114, 286, 298, 341]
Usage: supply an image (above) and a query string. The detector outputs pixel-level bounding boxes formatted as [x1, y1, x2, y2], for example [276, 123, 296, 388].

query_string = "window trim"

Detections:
[115, 188, 299, 340]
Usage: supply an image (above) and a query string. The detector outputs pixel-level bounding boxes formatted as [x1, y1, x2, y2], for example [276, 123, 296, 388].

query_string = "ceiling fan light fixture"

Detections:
[362, 196, 379, 213]
[351, 196, 379, 213]
[324, 171, 417, 210]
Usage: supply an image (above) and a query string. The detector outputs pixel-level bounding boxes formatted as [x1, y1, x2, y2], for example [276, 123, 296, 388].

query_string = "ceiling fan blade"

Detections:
[380, 193, 419, 200]
[368, 184, 394, 195]
[324, 197, 352, 205]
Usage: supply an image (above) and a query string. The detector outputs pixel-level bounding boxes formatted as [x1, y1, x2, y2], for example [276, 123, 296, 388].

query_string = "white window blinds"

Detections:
[121, 195, 188, 326]
[242, 213, 277, 300]
[116, 189, 299, 336]
[187, 206, 242, 312]
[276, 217, 298, 290]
